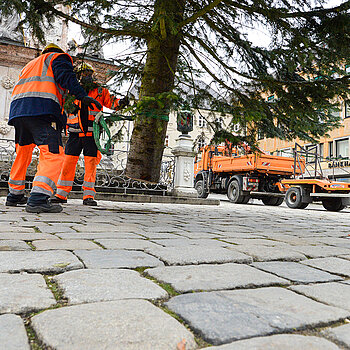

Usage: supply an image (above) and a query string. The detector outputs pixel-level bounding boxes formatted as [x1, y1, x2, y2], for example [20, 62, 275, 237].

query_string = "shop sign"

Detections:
[328, 160, 350, 168]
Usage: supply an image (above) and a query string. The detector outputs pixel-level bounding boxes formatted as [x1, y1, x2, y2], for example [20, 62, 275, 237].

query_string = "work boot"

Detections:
[83, 198, 97, 206]
[50, 196, 67, 204]
[6, 194, 28, 207]
[26, 199, 63, 213]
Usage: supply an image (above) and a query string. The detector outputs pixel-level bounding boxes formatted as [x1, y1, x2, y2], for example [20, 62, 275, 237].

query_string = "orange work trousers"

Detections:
[56, 133, 101, 200]
[8, 116, 64, 199]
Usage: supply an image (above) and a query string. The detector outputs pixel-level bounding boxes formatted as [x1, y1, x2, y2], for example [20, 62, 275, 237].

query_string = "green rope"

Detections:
[93, 112, 132, 154]
[93, 111, 169, 154]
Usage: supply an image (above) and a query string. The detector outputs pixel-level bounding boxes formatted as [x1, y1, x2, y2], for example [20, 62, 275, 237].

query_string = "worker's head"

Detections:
[41, 43, 64, 55]
[76, 62, 94, 76]
[76, 62, 95, 85]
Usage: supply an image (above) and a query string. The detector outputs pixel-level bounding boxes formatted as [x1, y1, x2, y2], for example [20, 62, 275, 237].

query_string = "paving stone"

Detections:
[228, 245, 306, 262]
[176, 232, 226, 239]
[0, 314, 30, 350]
[222, 238, 290, 247]
[57, 232, 142, 240]
[0, 233, 59, 240]
[290, 282, 350, 311]
[74, 249, 164, 269]
[71, 223, 139, 232]
[0, 240, 31, 251]
[0, 273, 56, 314]
[311, 237, 350, 248]
[144, 246, 252, 265]
[32, 239, 101, 251]
[138, 232, 184, 239]
[251, 262, 343, 283]
[322, 323, 350, 348]
[300, 257, 350, 277]
[290, 245, 350, 258]
[146, 263, 289, 292]
[0, 226, 34, 233]
[95, 238, 160, 250]
[204, 334, 340, 349]
[36, 226, 76, 234]
[31, 300, 196, 350]
[53, 269, 167, 304]
[165, 287, 349, 345]
[151, 238, 228, 248]
[0, 251, 83, 273]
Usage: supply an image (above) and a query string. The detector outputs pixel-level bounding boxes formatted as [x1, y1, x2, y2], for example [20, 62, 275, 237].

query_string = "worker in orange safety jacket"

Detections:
[51, 62, 129, 206]
[6, 44, 102, 213]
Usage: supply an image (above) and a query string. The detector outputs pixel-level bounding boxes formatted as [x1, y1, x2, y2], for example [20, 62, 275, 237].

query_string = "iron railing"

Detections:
[0, 139, 175, 195]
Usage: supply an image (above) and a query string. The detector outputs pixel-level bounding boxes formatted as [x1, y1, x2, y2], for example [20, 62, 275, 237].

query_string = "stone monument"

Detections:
[171, 110, 197, 198]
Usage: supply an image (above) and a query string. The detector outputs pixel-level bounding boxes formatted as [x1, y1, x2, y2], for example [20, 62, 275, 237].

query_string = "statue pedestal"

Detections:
[171, 134, 197, 198]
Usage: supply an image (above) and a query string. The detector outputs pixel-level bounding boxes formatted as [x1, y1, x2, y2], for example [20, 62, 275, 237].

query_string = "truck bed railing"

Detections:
[293, 143, 323, 179]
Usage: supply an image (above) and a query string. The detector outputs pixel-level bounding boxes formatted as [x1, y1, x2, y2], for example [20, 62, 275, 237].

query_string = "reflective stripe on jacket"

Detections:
[9, 53, 74, 126]
[67, 86, 119, 136]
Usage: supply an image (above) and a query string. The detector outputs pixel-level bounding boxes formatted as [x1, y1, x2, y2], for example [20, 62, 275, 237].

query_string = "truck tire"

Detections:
[262, 197, 284, 206]
[195, 180, 209, 199]
[227, 180, 247, 204]
[285, 187, 308, 209]
[322, 198, 346, 212]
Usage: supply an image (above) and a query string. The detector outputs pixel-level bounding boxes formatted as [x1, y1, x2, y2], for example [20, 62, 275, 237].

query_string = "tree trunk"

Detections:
[126, 0, 185, 182]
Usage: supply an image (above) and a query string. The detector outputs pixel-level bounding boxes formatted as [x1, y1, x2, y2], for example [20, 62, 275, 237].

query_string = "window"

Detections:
[164, 135, 169, 147]
[198, 114, 206, 127]
[328, 141, 333, 159]
[277, 148, 292, 157]
[345, 101, 350, 119]
[319, 143, 324, 159]
[336, 138, 349, 159]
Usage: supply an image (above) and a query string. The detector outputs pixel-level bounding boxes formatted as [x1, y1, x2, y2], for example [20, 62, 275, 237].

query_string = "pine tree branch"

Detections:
[43, 1, 149, 38]
[225, 0, 350, 20]
[184, 33, 262, 82]
[182, 39, 239, 93]
[179, 0, 225, 28]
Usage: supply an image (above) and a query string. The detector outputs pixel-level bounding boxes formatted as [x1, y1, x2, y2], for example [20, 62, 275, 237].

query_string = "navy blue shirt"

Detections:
[9, 54, 87, 127]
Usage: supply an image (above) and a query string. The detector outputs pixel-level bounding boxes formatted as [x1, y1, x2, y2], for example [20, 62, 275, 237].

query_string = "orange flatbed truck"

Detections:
[194, 145, 303, 205]
[282, 178, 350, 211]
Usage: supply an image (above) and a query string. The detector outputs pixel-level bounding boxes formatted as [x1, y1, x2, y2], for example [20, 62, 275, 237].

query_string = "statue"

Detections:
[0, 11, 23, 42]
[177, 109, 194, 135]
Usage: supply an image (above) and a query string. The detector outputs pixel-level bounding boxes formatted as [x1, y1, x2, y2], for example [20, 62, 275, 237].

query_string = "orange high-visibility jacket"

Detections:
[67, 86, 119, 137]
[10, 52, 74, 126]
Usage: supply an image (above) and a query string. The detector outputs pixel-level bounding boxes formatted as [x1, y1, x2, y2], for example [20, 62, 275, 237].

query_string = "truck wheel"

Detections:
[227, 180, 246, 204]
[322, 198, 346, 212]
[242, 195, 250, 204]
[262, 197, 284, 206]
[285, 187, 308, 209]
[195, 180, 209, 199]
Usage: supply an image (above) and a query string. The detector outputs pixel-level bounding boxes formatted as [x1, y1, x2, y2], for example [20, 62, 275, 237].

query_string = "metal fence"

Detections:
[0, 139, 175, 195]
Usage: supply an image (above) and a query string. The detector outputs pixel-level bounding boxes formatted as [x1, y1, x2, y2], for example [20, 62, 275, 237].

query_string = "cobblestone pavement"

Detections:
[0, 196, 349, 350]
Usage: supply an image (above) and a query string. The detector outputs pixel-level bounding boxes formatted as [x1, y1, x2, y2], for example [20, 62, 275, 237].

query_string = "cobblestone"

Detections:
[1, 198, 349, 349]
[0, 273, 56, 314]
[53, 269, 168, 304]
[0, 314, 30, 350]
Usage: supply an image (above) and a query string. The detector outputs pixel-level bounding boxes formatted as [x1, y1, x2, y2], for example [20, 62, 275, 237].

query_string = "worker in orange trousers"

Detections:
[6, 44, 102, 213]
[52, 63, 129, 206]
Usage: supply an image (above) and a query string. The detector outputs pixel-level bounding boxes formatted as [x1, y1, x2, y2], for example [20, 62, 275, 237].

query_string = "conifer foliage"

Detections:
[2, 0, 350, 181]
